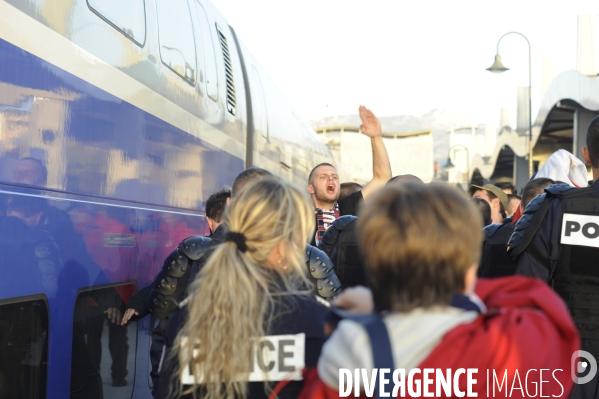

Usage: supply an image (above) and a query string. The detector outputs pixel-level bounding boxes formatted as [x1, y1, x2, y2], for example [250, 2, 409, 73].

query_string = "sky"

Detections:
[208, 0, 599, 128]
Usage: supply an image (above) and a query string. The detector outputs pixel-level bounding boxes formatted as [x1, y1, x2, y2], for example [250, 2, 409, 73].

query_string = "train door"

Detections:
[251, 65, 269, 154]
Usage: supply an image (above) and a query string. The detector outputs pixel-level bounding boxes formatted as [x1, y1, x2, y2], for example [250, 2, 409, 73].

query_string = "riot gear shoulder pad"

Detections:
[320, 215, 358, 247]
[178, 236, 212, 260]
[306, 245, 341, 301]
[149, 236, 213, 318]
[331, 215, 358, 230]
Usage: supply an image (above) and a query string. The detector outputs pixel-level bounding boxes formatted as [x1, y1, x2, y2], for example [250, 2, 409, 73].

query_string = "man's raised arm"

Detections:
[358, 106, 392, 200]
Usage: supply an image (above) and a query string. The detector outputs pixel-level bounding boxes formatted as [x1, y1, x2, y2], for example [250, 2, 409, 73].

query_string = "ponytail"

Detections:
[170, 178, 315, 399]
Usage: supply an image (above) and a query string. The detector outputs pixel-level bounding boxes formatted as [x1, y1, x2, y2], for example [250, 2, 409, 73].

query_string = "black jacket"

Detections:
[478, 220, 516, 278]
[157, 293, 327, 399]
[509, 181, 599, 360]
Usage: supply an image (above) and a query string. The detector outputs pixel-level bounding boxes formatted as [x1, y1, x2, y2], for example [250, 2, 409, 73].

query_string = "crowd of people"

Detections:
[123, 106, 598, 399]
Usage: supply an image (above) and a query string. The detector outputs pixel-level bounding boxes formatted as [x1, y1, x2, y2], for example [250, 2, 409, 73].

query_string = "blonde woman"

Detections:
[157, 177, 328, 399]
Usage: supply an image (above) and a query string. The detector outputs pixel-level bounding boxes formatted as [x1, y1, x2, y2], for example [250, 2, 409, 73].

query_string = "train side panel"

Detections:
[239, 43, 332, 185]
[0, 0, 333, 398]
[0, 0, 245, 207]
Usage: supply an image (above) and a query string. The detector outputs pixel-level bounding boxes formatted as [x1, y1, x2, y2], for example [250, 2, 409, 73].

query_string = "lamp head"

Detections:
[487, 54, 509, 73]
[444, 157, 455, 169]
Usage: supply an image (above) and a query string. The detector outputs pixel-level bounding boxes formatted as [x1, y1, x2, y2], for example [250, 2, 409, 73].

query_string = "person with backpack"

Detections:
[300, 182, 578, 398]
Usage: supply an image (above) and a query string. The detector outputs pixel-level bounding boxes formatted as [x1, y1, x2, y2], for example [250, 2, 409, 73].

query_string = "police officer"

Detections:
[509, 116, 599, 398]
[158, 178, 328, 399]
[478, 178, 554, 278]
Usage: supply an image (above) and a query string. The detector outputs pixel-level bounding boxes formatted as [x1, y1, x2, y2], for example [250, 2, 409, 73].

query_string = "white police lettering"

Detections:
[561, 214, 599, 248]
[181, 333, 305, 385]
[248, 333, 305, 382]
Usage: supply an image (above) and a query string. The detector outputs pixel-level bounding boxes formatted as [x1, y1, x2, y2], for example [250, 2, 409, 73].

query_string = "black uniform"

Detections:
[157, 292, 327, 399]
[509, 182, 599, 398]
[318, 215, 367, 288]
[478, 220, 517, 278]
[127, 225, 225, 395]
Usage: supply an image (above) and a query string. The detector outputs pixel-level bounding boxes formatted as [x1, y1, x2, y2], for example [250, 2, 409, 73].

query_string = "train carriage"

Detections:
[0, 1, 331, 397]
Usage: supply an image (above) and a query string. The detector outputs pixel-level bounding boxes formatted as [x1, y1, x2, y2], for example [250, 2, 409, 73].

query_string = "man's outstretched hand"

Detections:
[359, 105, 382, 138]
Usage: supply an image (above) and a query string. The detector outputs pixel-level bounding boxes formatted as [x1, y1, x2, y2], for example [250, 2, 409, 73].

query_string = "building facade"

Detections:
[316, 126, 434, 184]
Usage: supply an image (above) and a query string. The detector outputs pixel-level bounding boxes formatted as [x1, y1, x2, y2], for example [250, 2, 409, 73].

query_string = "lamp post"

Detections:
[487, 31, 533, 178]
[444, 144, 470, 186]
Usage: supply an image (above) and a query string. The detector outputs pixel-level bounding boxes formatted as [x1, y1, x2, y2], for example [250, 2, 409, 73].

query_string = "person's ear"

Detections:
[582, 147, 592, 167]
[226, 197, 231, 206]
[307, 184, 315, 195]
[206, 217, 215, 233]
[267, 241, 287, 268]
[493, 197, 501, 209]
[274, 241, 287, 260]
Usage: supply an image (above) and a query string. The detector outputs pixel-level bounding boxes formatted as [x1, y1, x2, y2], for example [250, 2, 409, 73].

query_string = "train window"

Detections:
[195, 1, 218, 101]
[156, 0, 197, 85]
[251, 66, 269, 139]
[88, 0, 146, 46]
[0, 296, 49, 399]
[70, 283, 137, 399]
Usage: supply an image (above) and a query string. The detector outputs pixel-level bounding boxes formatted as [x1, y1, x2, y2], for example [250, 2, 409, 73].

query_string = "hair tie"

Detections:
[225, 231, 248, 253]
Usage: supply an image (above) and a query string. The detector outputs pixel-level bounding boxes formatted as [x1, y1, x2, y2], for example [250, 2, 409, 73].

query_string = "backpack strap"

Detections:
[329, 309, 394, 398]
[357, 314, 395, 373]
[320, 216, 357, 244]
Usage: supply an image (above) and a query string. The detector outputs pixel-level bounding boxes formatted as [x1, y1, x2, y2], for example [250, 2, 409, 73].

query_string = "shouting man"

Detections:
[308, 106, 391, 245]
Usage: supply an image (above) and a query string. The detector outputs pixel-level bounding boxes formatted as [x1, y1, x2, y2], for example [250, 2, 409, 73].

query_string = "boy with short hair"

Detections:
[301, 183, 578, 398]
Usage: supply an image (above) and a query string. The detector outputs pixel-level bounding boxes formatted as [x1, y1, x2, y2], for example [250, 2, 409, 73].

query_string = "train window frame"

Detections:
[70, 281, 139, 398]
[156, 0, 198, 86]
[0, 294, 50, 399]
[194, 0, 219, 102]
[87, 0, 147, 47]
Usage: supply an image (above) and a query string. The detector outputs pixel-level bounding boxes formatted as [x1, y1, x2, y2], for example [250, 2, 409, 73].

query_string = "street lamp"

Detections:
[445, 144, 470, 185]
[487, 31, 533, 178]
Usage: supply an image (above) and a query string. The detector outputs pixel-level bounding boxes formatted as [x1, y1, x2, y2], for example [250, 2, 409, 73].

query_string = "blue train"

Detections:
[0, 0, 331, 397]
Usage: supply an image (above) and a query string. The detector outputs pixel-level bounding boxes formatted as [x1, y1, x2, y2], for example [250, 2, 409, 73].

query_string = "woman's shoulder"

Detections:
[269, 294, 328, 336]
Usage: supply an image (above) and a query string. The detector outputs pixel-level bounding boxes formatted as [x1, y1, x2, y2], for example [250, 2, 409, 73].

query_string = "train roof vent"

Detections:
[217, 26, 236, 115]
